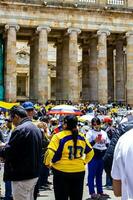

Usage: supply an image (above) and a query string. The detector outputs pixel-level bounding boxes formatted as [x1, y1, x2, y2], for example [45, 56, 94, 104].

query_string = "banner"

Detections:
[0, 101, 20, 110]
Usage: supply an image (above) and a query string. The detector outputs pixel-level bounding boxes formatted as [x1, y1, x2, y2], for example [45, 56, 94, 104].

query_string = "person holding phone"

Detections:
[44, 115, 94, 200]
[86, 117, 110, 199]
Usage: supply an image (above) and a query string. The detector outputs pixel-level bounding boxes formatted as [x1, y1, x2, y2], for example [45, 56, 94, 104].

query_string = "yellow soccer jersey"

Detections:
[111, 108, 118, 114]
[44, 130, 94, 173]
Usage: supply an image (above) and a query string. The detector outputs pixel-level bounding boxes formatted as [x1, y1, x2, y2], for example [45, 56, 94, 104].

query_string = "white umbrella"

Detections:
[78, 114, 94, 122]
[48, 104, 82, 115]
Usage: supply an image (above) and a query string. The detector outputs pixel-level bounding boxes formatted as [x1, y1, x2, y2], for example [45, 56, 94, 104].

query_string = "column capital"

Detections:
[97, 29, 110, 36]
[126, 31, 133, 37]
[36, 25, 51, 34]
[67, 28, 81, 35]
[5, 24, 20, 32]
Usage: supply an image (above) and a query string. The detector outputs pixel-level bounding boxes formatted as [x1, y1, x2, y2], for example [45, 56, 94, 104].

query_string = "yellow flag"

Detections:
[0, 101, 20, 110]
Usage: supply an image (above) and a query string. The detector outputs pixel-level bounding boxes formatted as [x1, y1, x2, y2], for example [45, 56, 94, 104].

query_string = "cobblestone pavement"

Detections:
[38, 187, 119, 200]
[0, 164, 120, 200]
[37, 172, 121, 200]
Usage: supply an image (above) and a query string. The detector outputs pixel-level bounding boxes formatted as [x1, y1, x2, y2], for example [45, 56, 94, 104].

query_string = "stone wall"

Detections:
[0, 0, 42, 4]
[1, 0, 133, 104]
[0, 0, 131, 8]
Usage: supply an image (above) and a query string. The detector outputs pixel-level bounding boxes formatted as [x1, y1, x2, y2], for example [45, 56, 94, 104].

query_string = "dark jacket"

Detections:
[0, 117, 42, 181]
[103, 120, 133, 176]
[0, 129, 4, 142]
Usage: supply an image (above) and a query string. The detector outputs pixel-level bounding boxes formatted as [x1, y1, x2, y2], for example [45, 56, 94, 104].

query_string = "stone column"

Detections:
[107, 45, 114, 102]
[62, 36, 69, 100]
[29, 40, 34, 100]
[67, 28, 81, 103]
[126, 31, 133, 105]
[56, 39, 63, 100]
[48, 68, 51, 100]
[123, 48, 127, 100]
[99, 0, 106, 6]
[82, 43, 90, 101]
[89, 37, 98, 103]
[97, 29, 110, 104]
[5, 24, 19, 102]
[128, 0, 133, 8]
[26, 74, 29, 98]
[0, 35, 4, 100]
[29, 36, 38, 101]
[36, 25, 51, 103]
[115, 39, 125, 103]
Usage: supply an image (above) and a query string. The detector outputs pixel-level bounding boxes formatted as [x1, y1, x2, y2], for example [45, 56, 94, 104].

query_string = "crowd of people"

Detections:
[0, 100, 132, 200]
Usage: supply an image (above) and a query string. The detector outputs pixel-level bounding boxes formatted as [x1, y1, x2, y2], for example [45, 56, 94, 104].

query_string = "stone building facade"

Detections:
[0, 0, 133, 104]
[16, 42, 57, 102]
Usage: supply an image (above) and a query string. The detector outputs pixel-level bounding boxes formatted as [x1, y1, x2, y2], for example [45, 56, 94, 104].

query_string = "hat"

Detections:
[22, 101, 34, 110]
[103, 116, 112, 123]
[10, 105, 28, 119]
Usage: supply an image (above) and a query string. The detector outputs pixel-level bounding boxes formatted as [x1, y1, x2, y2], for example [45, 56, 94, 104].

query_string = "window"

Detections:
[107, 0, 125, 5]
[78, 0, 96, 3]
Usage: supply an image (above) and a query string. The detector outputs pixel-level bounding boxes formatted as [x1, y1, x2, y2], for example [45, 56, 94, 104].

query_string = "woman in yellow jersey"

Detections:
[44, 115, 94, 200]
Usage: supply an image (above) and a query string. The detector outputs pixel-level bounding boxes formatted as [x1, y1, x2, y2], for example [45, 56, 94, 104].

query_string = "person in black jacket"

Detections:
[0, 105, 42, 200]
[103, 120, 133, 180]
[102, 117, 115, 189]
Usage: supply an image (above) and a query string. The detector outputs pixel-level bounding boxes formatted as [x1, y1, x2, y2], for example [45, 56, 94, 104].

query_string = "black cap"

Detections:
[10, 105, 27, 119]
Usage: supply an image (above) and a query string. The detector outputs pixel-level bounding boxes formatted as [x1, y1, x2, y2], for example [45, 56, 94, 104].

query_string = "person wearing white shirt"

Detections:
[111, 128, 133, 200]
[86, 117, 110, 199]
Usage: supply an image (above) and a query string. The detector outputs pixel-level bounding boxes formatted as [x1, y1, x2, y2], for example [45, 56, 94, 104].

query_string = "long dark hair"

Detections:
[64, 115, 78, 158]
[91, 117, 101, 130]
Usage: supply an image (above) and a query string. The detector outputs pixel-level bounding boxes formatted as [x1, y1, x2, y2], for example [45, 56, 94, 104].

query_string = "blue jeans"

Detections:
[4, 181, 12, 200]
[87, 157, 104, 195]
[39, 164, 49, 187]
